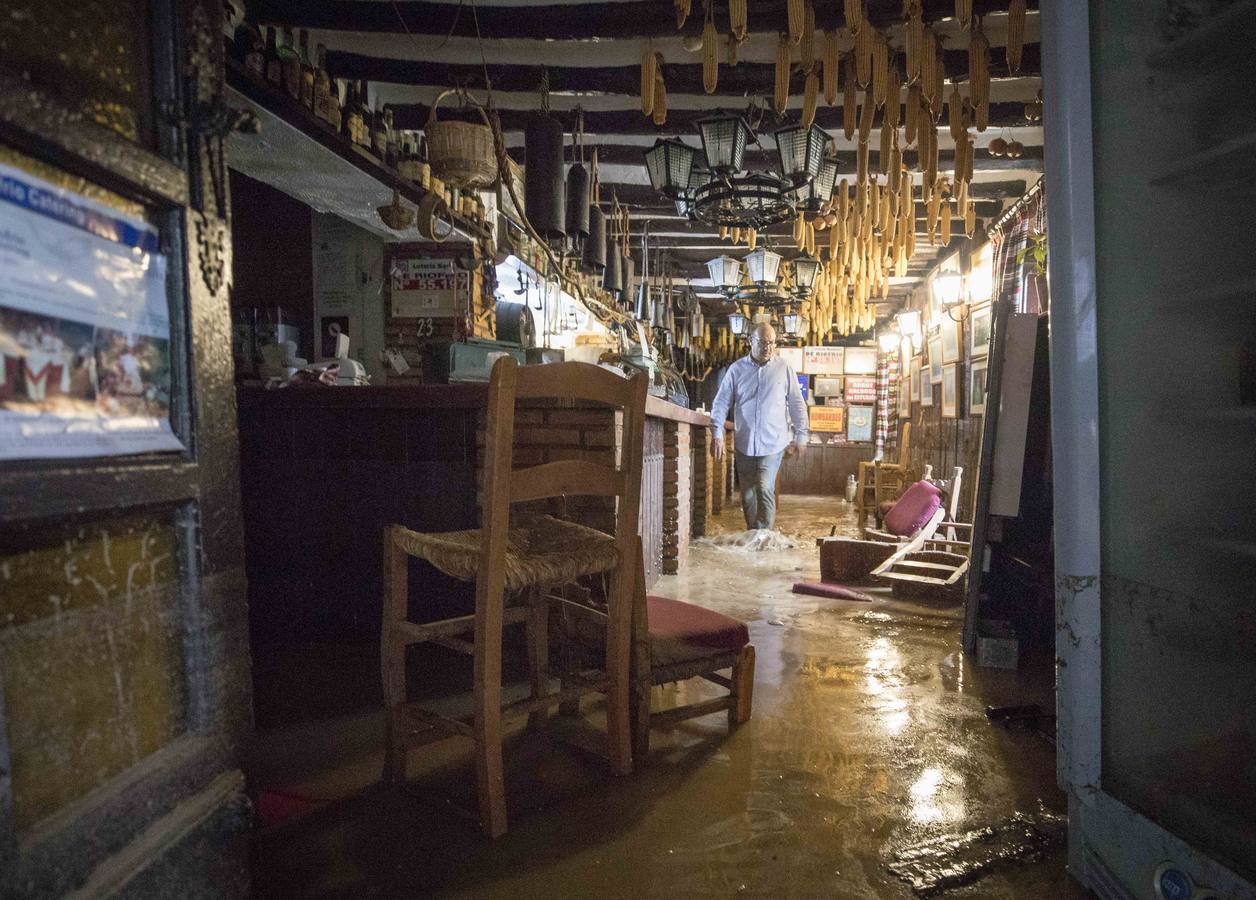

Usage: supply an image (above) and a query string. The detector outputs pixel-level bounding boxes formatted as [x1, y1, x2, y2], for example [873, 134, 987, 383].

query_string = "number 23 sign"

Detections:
[391, 258, 468, 318]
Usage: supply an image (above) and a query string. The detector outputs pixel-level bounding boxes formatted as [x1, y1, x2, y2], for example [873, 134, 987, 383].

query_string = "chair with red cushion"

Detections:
[630, 593, 755, 759]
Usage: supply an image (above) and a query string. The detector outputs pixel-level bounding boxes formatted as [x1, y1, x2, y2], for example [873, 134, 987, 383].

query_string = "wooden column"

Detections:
[690, 424, 712, 538]
[661, 420, 691, 574]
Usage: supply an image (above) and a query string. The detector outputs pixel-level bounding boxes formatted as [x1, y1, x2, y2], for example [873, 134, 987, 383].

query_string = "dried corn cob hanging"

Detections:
[855, 23, 873, 88]
[964, 200, 976, 236]
[729, 0, 748, 41]
[879, 118, 894, 175]
[963, 133, 975, 182]
[803, 65, 819, 128]
[858, 87, 875, 143]
[941, 199, 952, 244]
[920, 29, 939, 109]
[652, 63, 667, 125]
[955, 0, 971, 30]
[1007, 0, 1026, 73]
[970, 17, 990, 130]
[775, 34, 791, 114]
[702, 11, 718, 93]
[905, 1, 924, 84]
[872, 31, 889, 107]
[948, 86, 964, 140]
[926, 184, 940, 244]
[843, 56, 858, 139]
[845, 0, 864, 34]
[823, 31, 840, 104]
[856, 137, 869, 186]
[801, 4, 816, 68]
[675, 0, 691, 29]
[640, 40, 656, 116]
[955, 176, 968, 211]
[886, 66, 902, 128]
[727, 33, 739, 66]
[788, 0, 805, 44]
[905, 84, 920, 145]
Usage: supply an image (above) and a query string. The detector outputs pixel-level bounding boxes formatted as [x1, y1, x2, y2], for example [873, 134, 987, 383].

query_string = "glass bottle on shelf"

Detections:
[280, 26, 302, 100]
[314, 43, 331, 122]
[299, 30, 315, 110]
[372, 102, 389, 160]
[326, 77, 343, 133]
[265, 25, 282, 87]
[384, 108, 399, 169]
[235, 19, 265, 78]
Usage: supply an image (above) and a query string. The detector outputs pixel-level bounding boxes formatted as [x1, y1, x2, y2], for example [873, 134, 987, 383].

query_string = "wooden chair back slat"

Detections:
[511, 460, 625, 503]
[513, 360, 640, 406]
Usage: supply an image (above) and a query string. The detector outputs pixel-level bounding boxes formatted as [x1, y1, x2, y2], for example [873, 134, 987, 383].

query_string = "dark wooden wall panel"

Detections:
[777, 443, 875, 495]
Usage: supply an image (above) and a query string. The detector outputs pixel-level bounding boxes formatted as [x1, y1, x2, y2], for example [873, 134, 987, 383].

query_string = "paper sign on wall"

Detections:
[845, 375, 877, 403]
[803, 346, 845, 375]
[777, 346, 804, 371]
[809, 405, 845, 433]
[847, 405, 874, 442]
[390, 257, 468, 318]
[844, 346, 878, 375]
[0, 162, 182, 461]
[812, 376, 843, 396]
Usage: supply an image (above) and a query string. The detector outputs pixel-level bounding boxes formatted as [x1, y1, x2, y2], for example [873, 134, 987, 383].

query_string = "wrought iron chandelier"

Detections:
[644, 113, 835, 231]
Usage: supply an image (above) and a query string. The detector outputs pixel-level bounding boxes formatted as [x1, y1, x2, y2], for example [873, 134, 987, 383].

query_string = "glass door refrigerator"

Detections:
[1043, 2, 1256, 898]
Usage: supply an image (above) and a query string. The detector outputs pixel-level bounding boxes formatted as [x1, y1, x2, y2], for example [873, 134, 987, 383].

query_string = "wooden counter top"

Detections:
[237, 383, 711, 426]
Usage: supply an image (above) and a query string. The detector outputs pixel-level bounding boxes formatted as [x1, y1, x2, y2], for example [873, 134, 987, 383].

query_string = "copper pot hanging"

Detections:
[583, 205, 607, 272]
[524, 112, 566, 241]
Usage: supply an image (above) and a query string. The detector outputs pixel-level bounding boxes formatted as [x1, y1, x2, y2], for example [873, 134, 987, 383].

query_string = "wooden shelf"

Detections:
[224, 58, 491, 244]
[1148, 0, 1256, 70]
[1149, 130, 1256, 194]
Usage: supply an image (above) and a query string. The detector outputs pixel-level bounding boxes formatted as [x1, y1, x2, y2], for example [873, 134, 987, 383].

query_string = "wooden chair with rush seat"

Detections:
[380, 357, 647, 838]
[854, 422, 913, 534]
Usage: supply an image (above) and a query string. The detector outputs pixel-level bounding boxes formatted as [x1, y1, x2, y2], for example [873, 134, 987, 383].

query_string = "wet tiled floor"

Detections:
[249, 496, 1087, 898]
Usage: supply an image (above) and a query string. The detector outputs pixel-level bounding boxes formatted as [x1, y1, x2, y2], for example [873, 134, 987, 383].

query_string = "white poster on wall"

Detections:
[0, 162, 183, 461]
[390, 257, 468, 318]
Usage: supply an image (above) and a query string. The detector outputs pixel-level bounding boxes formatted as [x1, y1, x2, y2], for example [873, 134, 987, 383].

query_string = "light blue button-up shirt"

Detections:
[710, 355, 809, 457]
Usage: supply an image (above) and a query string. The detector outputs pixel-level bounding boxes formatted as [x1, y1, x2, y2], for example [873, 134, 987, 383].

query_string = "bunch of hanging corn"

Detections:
[775, 34, 791, 114]
[730, 0, 747, 41]
[823, 31, 840, 104]
[702, 16, 718, 93]
[640, 40, 656, 116]
[970, 18, 990, 131]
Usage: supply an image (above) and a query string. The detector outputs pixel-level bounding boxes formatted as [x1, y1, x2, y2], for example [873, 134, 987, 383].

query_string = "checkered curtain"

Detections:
[875, 350, 899, 459]
[991, 187, 1048, 315]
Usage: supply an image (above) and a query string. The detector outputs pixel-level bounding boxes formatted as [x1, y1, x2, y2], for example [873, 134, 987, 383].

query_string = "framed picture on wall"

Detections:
[941, 315, 961, 364]
[969, 304, 992, 358]
[910, 357, 922, 403]
[847, 405, 874, 442]
[928, 335, 944, 383]
[969, 357, 989, 415]
[942, 364, 959, 418]
[844, 346, 878, 375]
[921, 378, 934, 407]
[898, 376, 912, 417]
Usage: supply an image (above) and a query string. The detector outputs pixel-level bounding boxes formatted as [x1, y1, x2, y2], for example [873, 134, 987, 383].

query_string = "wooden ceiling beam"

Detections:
[260, 0, 1036, 41]
[513, 143, 1043, 168]
[335, 46, 1041, 101]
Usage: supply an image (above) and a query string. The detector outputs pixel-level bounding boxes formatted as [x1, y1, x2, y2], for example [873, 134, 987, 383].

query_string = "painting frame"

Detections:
[942, 364, 959, 418]
[969, 357, 989, 415]
[898, 375, 912, 418]
[928, 334, 944, 383]
[910, 356, 922, 403]
[969, 303, 992, 359]
[941, 315, 961, 364]
[847, 404, 874, 442]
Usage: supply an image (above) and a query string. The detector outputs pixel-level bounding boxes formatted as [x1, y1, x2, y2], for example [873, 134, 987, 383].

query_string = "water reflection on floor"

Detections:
[250, 496, 1086, 899]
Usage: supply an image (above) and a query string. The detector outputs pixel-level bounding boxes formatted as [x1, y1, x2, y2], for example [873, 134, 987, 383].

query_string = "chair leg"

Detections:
[474, 586, 508, 838]
[603, 543, 640, 777]
[728, 645, 756, 728]
[381, 527, 409, 783]
[629, 571, 652, 764]
[526, 587, 549, 731]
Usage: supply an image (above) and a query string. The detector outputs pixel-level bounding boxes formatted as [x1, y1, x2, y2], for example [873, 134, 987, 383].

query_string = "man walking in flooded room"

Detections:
[711, 321, 809, 531]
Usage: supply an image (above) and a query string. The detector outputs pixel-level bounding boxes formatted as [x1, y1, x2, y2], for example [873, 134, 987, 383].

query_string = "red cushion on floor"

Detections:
[647, 595, 749, 664]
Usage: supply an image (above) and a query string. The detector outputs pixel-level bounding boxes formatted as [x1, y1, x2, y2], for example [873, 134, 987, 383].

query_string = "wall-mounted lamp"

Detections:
[728, 311, 748, 335]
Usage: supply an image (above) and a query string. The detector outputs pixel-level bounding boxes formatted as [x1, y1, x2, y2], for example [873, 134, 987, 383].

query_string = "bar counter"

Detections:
[236, 383, 724, 658]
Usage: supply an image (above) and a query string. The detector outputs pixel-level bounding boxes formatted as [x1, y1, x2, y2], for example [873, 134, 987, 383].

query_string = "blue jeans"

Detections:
[735, 450, 786, 530]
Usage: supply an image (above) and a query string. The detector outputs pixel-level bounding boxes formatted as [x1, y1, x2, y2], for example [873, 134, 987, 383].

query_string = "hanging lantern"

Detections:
[782, 308, 801, 335]
[931, 272, 964, 309]
[643, 137, 698, 198]
[565, 163, 591, 242]
[525, 113, 567, 241]
[728, 311, 748, 335]
[797, 158, 839, 211]
[744, 246, 782, 285]
[774, 121, 828, 187]
[706, 255, 743, 293]
[791, 255, 821, 296]
[602, 233, 622, 298]
[695, 113, 753, 174]
[583, 205, 607, 272]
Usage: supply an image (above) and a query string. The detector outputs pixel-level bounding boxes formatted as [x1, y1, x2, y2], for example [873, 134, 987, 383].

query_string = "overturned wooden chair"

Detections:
[381, 357, 647, 838]
[854, 422, 913, 533]
[870, 468, 971, 591]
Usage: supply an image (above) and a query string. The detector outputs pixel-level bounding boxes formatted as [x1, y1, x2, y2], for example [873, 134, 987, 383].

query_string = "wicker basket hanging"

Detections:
[425, 89, 497, 189]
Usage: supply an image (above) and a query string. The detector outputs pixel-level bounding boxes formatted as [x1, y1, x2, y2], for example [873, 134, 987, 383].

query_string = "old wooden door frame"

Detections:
[0, 1, 251, 895]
